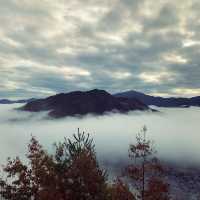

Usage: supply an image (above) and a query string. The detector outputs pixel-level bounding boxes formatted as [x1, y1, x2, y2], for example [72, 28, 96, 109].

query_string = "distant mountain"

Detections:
[21, 89, 150, 118]
[114, 90, 200, 107]
[0, 98, 36, 104]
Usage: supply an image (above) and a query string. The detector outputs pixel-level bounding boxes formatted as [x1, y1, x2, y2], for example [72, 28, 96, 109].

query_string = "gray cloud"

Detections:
[0, 0, 200, 98]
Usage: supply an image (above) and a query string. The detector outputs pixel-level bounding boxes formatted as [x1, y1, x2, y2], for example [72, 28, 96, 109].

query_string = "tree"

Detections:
[144, 177, 170, 200]
[54, 128, 108, 200]
[126, 126, 170, 200]
[0, 127, 169, 200]
[0, 129, 109, 200]
[109, 179, 136, 200]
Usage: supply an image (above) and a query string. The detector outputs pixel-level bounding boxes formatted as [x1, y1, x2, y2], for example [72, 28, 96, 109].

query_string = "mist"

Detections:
[0, 104, 200, 169]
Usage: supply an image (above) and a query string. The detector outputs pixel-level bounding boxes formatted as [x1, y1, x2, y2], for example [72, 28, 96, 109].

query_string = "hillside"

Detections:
[0, 98, 35, 104]
[115, 91, 200, 107]
[22, 89, 150, 118]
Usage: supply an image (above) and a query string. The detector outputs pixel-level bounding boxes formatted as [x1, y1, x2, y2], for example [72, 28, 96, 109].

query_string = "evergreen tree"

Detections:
[126, 126, 170, 200]
[0, 129, 109, 200]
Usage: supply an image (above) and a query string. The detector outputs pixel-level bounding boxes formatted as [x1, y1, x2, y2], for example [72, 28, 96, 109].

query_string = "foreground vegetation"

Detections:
[0, 127, 170, 200]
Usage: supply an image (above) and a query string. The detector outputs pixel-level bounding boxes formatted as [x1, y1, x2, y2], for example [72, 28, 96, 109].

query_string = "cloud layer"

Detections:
[1, 104, 200, 167]
[1, 0, 200, 98]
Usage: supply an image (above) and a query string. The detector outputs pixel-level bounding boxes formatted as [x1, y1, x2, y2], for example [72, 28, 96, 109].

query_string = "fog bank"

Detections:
[0, 104, 200, 168]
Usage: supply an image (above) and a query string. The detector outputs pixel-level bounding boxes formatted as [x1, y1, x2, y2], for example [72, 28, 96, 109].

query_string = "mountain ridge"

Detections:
[0, 98, 36, 104]
[114, 90, 200, 107]
[21, 89, 150, 118]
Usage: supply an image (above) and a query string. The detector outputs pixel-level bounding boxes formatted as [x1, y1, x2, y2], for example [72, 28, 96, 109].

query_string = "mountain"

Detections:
[0, 98, 36, 104]
[21, 89, 150, 118]
[114, 90, 200, 107]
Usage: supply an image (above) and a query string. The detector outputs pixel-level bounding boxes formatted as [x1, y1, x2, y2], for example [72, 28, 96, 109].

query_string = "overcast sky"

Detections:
[0, 0, 200, 99]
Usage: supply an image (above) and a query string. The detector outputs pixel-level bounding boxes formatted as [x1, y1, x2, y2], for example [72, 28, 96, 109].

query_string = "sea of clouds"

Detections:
[0, 104, 200, 170]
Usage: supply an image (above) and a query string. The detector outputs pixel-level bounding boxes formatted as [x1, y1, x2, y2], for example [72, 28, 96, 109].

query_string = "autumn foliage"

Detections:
[109, 179, 136, 200]
[126, 126, 170, 200]
[0, 127, 170, 200]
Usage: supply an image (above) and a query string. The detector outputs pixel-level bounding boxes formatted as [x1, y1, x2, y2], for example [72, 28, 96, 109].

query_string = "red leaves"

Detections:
[65, 149, 107, 200]
[144, 177, 170, 200]
[126, 126, 170, 200]
[0, 131, 109, 200]
[110, 179, 136, 200]
[0, 127, 169, 200]
[126, 165, 142, 181]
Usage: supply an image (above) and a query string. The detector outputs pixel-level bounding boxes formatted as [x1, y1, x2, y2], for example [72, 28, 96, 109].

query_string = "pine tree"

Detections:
[126, 126, 170, 200]
[0, 129, 109, 200]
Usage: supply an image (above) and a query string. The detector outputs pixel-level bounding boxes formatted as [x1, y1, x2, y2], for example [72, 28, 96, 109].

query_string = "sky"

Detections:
[0, 0, 200, 99]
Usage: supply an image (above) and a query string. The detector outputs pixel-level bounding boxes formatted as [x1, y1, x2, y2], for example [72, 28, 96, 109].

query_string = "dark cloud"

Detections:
[143, 4, 179, 31]
[0, 0, 200, 98]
